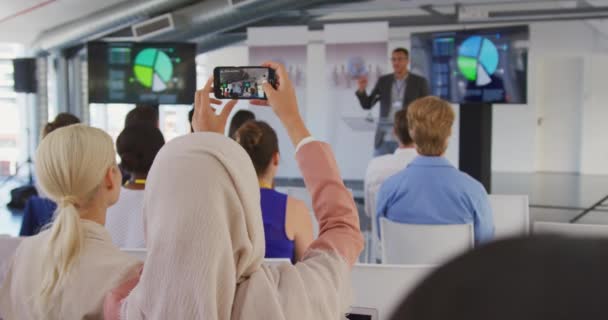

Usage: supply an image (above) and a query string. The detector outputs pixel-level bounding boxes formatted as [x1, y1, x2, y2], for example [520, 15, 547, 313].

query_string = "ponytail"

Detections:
[37, 199, 84, 312]
[235, 121, 279, 176]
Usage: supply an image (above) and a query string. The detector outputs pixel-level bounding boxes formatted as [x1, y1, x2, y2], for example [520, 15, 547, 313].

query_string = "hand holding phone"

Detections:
[193, 77, 237, 134]
[251, 61, 310, 148]
[214, 67, 276, 100]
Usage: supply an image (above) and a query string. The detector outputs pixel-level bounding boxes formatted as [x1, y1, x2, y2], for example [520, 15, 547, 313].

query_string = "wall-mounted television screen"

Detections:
[411, 25, 529, 104]
[87, 41, 196, 104]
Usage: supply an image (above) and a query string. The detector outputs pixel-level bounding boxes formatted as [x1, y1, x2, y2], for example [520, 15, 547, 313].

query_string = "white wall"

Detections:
[198, 19, 608, 178]
[535, 56, 583, 172]
[580, 55, 608, 174]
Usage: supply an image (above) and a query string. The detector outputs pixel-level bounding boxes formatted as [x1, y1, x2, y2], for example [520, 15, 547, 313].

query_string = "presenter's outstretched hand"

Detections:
[192, 77, 237, 134]
[357, 76, 368, 92]
[251, 61, 311, 147]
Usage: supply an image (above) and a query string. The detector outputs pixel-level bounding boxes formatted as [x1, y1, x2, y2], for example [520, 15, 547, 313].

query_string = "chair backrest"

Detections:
[351, 263, 435, 320]
[534, 222, 608, 238]
[367, 187, 381, 263]
[0, 236, 22, 265]
[263, 258, 292, 266]
[489, 194, 530, 239]
[120, 248, 147, 261]
[380, 219, 474, 265]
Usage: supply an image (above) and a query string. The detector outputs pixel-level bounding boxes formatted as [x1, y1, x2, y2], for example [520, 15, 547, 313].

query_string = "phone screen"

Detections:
[215, 67, 271, 100]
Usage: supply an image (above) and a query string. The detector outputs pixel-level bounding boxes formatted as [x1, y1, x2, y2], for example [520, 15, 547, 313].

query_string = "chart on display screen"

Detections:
[87, 42, 196, 104]
[410, 25, 529, 104]
[457, 36, 499, 87]
[133, 48, 174, 92]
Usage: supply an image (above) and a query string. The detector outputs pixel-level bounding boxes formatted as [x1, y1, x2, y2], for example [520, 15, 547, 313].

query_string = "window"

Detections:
[0, 44, 22, 176]
[89, 103, 192, 144]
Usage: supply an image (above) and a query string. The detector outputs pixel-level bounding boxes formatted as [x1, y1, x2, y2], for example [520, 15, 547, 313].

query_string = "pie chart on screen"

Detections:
[133, 48, 174, 92]
[457, 36, 499, 86]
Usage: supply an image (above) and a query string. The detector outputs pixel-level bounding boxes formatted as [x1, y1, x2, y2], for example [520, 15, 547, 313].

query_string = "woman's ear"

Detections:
[105, 165, 120, 190]
[273, 152, 280, 166]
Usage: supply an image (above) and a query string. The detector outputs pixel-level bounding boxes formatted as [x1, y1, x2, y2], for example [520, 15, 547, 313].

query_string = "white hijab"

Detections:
[122, 132, 351, 319]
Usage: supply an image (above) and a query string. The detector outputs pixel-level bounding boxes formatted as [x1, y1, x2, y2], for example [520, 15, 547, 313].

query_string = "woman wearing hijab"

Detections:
[104, 62, 364, 320]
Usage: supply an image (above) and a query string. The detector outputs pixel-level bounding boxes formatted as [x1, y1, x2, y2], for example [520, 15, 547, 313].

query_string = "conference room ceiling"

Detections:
[0, 0, 127, 45]
[308, 0, 608, 26]
[0, 0, 606, 52]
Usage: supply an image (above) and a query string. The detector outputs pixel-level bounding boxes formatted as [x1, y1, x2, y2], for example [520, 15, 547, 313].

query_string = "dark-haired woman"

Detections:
[105, 125, 165, 248]
[20, 113, 81, 236]
[228, 109, 256, 139]
[235, 121, 313, 262]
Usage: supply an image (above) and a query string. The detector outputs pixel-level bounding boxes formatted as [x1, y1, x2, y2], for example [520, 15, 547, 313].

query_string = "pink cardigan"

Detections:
[104, 141, 364, 318]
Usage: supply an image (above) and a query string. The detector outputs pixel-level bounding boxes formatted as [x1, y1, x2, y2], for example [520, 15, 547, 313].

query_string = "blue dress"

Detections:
[19, 196, 56, 236]
[260, 188, 295, 262]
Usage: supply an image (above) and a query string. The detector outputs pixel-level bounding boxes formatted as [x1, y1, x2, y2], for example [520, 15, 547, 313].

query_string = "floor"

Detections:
[3, 172, 608, 237]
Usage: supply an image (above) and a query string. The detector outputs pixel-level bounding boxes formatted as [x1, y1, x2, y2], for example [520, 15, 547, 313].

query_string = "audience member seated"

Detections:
[228, 109, 256, 139]
[19, 113, 80, 236]
[364, 109, 417, 218]
[0, 125, 141, 319]
[124, 103, 159, 128]
[104, 62, 363, 319]
[235, 121, 313, 262]
[122, 104, 161, 184]
[390, 236, 608, 320]
[376, 96, 494, 244]
[105, 125, 165, 248]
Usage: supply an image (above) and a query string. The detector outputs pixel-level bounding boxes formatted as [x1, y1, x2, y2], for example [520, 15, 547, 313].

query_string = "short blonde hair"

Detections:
[407, 96, 455, 156]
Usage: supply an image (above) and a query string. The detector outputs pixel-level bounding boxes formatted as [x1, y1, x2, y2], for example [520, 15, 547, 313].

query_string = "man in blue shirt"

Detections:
[376, 96, 494, 244]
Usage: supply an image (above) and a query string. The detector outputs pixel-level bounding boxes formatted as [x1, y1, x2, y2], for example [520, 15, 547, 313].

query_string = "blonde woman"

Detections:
[0, 125, 142, 319]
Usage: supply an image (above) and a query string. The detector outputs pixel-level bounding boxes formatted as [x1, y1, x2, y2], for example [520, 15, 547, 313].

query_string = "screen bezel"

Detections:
[213, 66, 275, 100]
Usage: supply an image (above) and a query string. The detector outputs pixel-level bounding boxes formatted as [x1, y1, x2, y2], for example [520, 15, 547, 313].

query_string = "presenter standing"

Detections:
[356, 48, 430, 156]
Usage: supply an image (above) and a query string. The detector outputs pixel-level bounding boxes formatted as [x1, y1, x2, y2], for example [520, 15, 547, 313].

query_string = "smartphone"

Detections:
[214, 66, 275, 100]
[345, 307, 378, 320]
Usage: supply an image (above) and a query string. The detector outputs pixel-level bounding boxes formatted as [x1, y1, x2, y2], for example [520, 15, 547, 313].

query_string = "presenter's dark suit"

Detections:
[356, 73, 429, 156]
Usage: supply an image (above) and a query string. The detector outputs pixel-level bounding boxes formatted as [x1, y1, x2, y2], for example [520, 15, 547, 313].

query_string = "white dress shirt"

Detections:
[364, 147, 418, 218]
[105, 188, 146, 248]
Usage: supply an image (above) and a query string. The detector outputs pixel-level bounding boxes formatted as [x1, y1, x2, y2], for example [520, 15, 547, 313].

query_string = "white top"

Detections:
[0, 221, 141, 319]
[364, 148, 418, 218]
[105, 188, 146, 248]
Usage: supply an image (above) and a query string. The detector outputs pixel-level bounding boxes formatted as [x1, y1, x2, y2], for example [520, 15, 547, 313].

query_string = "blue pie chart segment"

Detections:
[479, 38, 499, 75]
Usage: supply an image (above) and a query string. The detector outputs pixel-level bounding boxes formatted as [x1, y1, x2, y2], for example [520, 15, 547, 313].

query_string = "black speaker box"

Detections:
[13, 58, 37, 93]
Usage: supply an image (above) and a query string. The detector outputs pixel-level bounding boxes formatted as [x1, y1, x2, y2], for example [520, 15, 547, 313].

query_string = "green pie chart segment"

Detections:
[133, 48, 174, 92]
[457, 56, 478, 82]
[134, 65, 154, 88]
